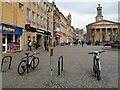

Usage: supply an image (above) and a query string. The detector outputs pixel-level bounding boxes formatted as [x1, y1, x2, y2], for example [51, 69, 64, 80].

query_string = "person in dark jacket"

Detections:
[44, 41, 47, 51]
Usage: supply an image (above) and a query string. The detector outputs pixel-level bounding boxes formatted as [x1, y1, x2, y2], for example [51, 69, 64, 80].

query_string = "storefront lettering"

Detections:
[0, 26, 2, 30]
[3, 26, 15, 32]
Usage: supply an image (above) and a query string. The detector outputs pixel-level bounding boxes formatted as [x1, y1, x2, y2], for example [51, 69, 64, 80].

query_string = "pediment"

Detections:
[92, 20, 117, 25]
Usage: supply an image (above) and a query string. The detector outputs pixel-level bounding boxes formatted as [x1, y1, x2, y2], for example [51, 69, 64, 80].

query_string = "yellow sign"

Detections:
[0, 26, 2, 30]
[3, 26, 15, 32]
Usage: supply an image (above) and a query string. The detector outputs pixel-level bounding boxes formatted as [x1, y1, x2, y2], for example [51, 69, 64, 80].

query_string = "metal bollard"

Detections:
[58, 59, 60, 75]
[58, 56, 64, 75]
[61, 56, 63, 71]
[1, 56, 12, 72]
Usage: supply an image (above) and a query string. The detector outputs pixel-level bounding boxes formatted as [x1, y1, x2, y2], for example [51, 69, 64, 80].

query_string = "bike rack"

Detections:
[1, 56, 12, 72]
[58, 56, 64, 75]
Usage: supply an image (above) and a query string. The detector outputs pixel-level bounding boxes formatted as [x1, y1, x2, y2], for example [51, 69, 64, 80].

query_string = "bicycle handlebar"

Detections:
[25, 51, 40, 57]
[88, 50, 105, 54]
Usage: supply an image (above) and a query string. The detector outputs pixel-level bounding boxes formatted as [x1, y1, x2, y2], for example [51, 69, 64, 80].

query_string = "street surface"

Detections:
[2, 45, 118, 88]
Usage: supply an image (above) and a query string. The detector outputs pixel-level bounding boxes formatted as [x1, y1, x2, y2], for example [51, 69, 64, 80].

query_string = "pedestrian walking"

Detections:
[44, 41, 47, 51]
[81, 40, 84, 47]
[32, 40, 36, 50]
[53, 41, 56, 47]
[28, 40, 32, 51]
[46, 41, 49, 51]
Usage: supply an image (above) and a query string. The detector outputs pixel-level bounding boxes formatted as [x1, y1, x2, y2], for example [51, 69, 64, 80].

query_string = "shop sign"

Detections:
[55, 34, 62, 38]
[3, 26, 15, 32]
[0, 23, 22, 35]
[0, 26, 2, 30]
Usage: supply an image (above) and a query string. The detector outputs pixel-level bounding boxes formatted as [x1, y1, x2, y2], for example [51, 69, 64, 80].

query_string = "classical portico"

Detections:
[86, 4, 119, 45]
[87, 20, 119, 44]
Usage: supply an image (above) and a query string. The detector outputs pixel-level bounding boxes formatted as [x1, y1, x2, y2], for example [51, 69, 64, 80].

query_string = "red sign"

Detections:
[55, 34, 61, 38]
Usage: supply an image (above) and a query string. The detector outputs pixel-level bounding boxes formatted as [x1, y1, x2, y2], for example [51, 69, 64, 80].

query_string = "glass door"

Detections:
[2, 34, 6, 52]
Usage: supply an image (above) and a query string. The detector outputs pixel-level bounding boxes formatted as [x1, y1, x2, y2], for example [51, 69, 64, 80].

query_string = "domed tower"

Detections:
[95, 4, 103, 22]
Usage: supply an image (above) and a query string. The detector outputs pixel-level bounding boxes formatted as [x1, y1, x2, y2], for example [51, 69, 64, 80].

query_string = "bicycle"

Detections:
[88, 50, 105, 80]
[17, 51, 40, 75]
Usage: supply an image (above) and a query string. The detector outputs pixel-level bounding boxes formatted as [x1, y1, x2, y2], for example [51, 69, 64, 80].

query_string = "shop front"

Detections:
[36, 29, 44, 48]
[0, 23, 23, 53]
[44, 31, 52, 46]
[54, 33, 61, 45]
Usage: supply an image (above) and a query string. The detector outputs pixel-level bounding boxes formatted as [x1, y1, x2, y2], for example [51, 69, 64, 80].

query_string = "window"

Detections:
[36, 14, 39, 24]
[4, 0, 12, 3]
[40, 16, 43, 28]
[44, 18, 46, 28]
[26, 8, 30, 20]
[32, 11, 35, 22]
[39, 2, 42, 8]
[19, 3, 24, 10]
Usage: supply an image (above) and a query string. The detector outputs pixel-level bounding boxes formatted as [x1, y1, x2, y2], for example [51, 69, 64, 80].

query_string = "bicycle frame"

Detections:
[26, 53, 36, 73]
[89, 50, 105, 80]
[93, 52, 101, 71]
[17, 52, 40, 75]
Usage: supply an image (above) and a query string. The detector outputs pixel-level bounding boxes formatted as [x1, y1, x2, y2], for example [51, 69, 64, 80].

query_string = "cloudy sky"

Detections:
[49, 0, 119, 32]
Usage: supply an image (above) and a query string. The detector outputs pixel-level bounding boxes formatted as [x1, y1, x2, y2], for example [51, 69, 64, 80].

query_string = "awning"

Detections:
[0, 23, 23, 35]
[37, 29, 44, 34]
[25, 24, 36, 32]
[44, 31, 51, 35]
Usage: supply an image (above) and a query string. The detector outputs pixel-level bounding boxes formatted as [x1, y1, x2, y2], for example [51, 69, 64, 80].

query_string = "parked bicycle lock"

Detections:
[58, 56, 64, 75]
[1, 56, 12, 72]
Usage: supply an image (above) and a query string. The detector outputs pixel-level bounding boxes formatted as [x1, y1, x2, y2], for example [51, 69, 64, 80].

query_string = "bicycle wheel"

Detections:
[96, 66, 101, 80]
[30, 57, 39, 70]
[17, 60, 27, 75]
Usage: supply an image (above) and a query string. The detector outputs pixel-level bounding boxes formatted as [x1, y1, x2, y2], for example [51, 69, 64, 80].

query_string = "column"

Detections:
[115, 28, 118, 41]
[105, 28, 108, 41]
[99, 28, 102, 42]
[94, 28, 96, 41]
[110, 28, 113, 41]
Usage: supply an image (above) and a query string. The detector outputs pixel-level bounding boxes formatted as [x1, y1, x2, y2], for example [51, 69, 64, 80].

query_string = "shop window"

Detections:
[7, 34, 20, 51]
[2, 34, 6, 44]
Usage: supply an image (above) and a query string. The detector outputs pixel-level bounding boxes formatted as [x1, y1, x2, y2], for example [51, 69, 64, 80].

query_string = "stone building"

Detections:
[52, 2, 74, 46]
[75, 28, 84, 41]
[59, 12, 67, 44]
[24, 1, 53, 50]
[0, 1, 82, 53]
[86, 4, 120, 45]
[0, 1, 25, 53]
[52, 2, 61, 46]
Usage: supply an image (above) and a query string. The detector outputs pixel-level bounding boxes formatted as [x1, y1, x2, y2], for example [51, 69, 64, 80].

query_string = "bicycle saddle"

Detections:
[25, 53, 29, 56]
